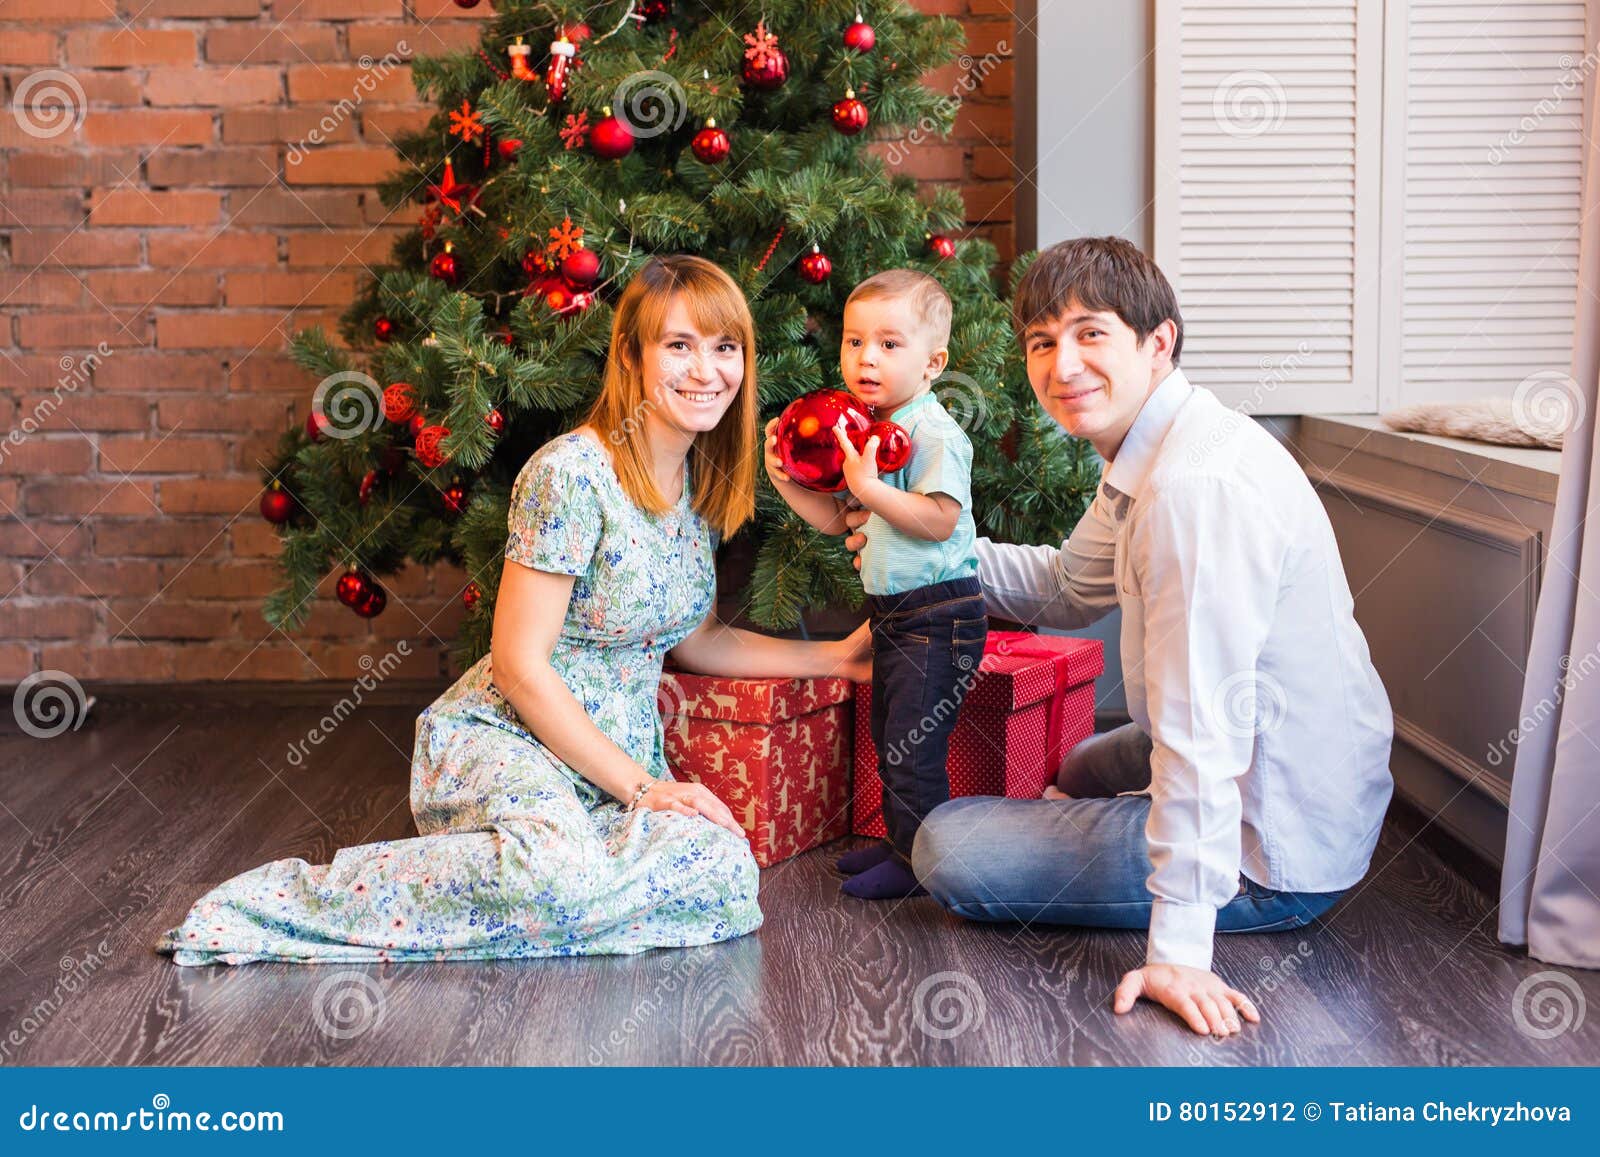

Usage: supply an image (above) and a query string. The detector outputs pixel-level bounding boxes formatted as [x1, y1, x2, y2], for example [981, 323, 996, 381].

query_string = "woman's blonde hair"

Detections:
[583, 255, 757, 540]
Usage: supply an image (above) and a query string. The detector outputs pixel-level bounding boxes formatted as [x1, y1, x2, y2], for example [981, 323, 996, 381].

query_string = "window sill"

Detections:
[1298, 413, 1560, 505]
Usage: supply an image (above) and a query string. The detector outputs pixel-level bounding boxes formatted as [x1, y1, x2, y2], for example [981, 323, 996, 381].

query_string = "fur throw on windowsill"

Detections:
[1381, 397, 1567, 450]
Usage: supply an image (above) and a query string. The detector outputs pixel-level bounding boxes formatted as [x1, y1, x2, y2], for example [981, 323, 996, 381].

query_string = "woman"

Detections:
[158, 255, 869, 965]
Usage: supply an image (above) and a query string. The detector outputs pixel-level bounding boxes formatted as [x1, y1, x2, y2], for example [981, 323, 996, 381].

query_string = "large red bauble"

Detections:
[831, 92, 869, 135]
[692, 121, 730, 164]
[743, 49, 789, 90]
[773, 389, 913, 493]
[415, 423, 451, 469]
[336, 569, 369, 607]
[590, 114, 634, 159]
[560, 247, 600, 287]
[430, 249, 459, 285]
[843, 19, 876, 52]
[799, 247, 832, 284]
[260, 486, 294, 524]
[382, 381, 417, 424]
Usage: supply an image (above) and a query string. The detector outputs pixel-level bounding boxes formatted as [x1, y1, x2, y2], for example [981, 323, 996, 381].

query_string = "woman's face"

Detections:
[640, 298, 745, 439]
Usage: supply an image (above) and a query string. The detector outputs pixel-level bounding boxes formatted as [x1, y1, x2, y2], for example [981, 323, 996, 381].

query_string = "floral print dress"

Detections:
[157, 433, 762, 965]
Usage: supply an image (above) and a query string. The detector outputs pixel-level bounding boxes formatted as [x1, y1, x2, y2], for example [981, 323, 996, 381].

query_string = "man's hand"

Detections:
[1112, 963, 1260, 1036]
[841, 507, 871, 572]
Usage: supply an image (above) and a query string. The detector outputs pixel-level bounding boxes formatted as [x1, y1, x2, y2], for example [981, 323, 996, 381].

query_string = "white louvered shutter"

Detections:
[1154, 0, 1383, 412]
[1382, 0, 1589, 406]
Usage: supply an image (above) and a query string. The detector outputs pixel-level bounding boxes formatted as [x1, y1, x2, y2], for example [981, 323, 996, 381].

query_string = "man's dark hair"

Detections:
[1013, 236, 1184, 364]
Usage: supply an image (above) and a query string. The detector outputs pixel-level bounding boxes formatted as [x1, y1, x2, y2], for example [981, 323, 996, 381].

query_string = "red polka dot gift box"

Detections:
[852, 631, 1105, 838]
[658, 671, 856, 867]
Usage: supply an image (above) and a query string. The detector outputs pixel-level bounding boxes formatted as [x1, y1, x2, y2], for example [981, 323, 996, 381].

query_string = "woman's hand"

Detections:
[763, 417, 792, 485]
[633, 778, 747, 839]
[828, 621, 873, 683]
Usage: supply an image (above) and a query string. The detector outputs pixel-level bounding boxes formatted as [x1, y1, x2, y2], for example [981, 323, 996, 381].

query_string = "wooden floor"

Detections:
[2, 692, 1597, 1067]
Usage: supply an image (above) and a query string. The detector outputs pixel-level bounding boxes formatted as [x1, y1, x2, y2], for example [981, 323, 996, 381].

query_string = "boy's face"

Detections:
[840, 296, 949, 414]
[1021, 298, 1174, 454]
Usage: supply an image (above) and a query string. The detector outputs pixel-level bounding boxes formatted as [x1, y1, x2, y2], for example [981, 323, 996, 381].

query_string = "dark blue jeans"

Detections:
[867, 577, 987, 863]
[911, 722, 1348, 934]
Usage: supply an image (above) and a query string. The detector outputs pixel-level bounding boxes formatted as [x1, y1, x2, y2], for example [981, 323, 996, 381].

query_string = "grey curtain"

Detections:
[1499, 53, 1600, 968]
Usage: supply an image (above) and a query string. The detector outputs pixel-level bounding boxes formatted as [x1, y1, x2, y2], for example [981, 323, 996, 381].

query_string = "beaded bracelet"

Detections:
[624, 779, 654, 813]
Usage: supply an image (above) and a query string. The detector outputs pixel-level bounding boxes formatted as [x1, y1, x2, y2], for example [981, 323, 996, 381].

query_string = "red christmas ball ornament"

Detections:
[844, 15, 876, 53]
[743, 50, 788, 90]
[927, 232, 957, 260]
[485, 407, 505, 435]
[441, 480, 469, 517]
[497, 138, 523, 162]
[866, 420, 912, 473]
[407, 412, 426, 438]
[562, 21, 592, 44]
[414, 423, 450, 469]
[260, 482, 294, 524]
[382, 381, 417, 424]
[336, 569, 369, 607]
[831, 89, 869, 135]
[358, 469, 379, 506]
[305, 409, 331, 442]
[430, 242, 460, 285]
[560, 246, 600, 288]
[590, 108, 635, 160]
[638, 0, 671, 22]
[799, 244, 832, 285]
[545, 284, 592, 317]
[451, 0, 479, 8]
[692, 118, 731, 164]
[773, 389, 911, 493]
[463, 581, 482, 610]
[352, 582, 387, 619]
[373, 315, 395, 343]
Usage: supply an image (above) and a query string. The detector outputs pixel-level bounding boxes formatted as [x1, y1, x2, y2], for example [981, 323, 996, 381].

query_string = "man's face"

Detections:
[1021, 299, 1172, 454]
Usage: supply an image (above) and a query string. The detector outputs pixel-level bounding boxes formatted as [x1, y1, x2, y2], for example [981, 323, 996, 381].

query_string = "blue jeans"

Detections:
[867, 577, 988, 863]
[910, 722, 1346, 933]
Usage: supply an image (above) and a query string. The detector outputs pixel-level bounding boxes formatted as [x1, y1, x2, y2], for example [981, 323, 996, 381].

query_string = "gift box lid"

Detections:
[658, 670, 856, 724]
[968, 631, 1105, 712]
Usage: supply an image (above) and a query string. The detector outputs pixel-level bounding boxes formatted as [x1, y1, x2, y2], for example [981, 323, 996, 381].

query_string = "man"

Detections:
[843, 237, 1394, 1037]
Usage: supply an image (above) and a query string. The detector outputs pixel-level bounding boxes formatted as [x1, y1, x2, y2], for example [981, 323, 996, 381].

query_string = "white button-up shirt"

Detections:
[976, 368, 1394, 970]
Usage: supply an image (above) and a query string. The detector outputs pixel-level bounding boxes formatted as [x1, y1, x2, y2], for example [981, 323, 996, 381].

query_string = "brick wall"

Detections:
[0, 1, 1019, 685]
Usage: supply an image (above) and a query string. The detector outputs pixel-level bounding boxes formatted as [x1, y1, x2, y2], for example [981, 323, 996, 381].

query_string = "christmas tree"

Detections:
[263, 0, 1101, 667]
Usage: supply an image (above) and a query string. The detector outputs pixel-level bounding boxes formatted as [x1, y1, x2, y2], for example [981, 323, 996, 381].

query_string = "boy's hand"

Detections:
[763, 417, 792, 485]
[833, 419, 881, 494]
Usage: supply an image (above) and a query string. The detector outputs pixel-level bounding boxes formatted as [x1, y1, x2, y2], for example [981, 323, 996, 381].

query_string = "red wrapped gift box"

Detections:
[659, 671, 856, 867]
[853, 631, 1105, 837]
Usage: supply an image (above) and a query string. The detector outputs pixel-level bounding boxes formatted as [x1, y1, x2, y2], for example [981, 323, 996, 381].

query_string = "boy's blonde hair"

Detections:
[845, 269, 953, 349]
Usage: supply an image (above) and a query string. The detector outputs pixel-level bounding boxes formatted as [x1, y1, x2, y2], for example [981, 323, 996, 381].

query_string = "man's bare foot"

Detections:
[1042, 785, 1072, 800]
